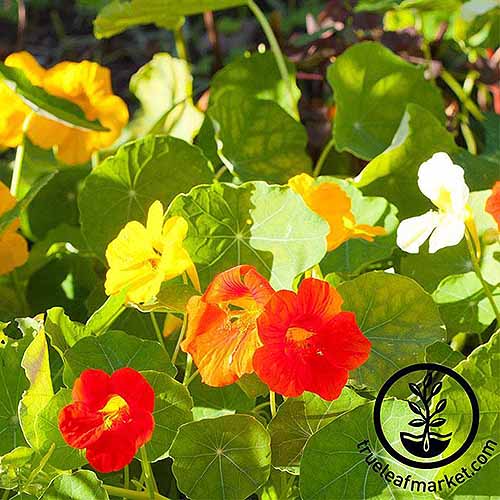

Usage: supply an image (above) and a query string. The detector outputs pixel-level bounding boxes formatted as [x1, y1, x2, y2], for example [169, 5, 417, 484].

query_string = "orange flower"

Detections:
[0, 52, 128, 165]
[289, 173, 386, 251]
[181, 265, 275, 387]
[253, 278, 371, 400]
[0, 181, 28, 275]
[486, 181, 500, 230]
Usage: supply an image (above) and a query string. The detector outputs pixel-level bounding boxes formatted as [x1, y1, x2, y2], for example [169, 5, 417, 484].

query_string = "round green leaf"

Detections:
[34, 389, 86, 470]
[299, 401, 435, 500]
[327, 41, 444, 160]
[139, 370, 193, 462]
[210, 51, 301, 118]
[79, 135, 213, 259]
[269, 388, 366, 472]
[338, 272, 445, 393]
[42, 471, 109, 500]
[170, 414, 271, 500]
[207, 91, 311, 183]
[63, 330, 176, 386]
[168, 181, 328, 289]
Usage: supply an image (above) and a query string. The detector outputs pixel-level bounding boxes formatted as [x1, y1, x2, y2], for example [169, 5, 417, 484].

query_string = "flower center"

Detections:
[99, 395, 130, 430]
[286, 327, 316, 348]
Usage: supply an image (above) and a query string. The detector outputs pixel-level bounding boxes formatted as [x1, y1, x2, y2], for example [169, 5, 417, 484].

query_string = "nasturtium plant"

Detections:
[0, 1, 499, 499]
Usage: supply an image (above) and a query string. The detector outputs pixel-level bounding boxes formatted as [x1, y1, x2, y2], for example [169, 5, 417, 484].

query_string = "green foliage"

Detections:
[207, 91, 311, 182]
[127, 53, 203, 142]
[79, 135, 213, 259]
[168, 181, 329, 289]
[338, 272, 445, 393]
[170, 414, 271, 500]
[328, 42, 444, 160]
[210, 51, 301, 118]
[42, 470, 109, 500]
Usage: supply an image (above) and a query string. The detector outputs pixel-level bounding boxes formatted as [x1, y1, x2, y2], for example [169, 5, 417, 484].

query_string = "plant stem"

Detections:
[184, 368, 199, 386]
[103, 485, 170, 500]
[171, 314, 187, 365]
[24, 443, 55, 489]
[313, 136, 335, 177]
[440, 69, 484, 122]
[10, 140, 26, 197]
[269, 391, 277, 418]
[174, 20, 189, 62]
[183, 354, 193, 384]
[140, 446, 158, 500]
[150, 312, 166, 351]
[123, 465, 130, 500]
[247, 0, 293, 109]
[465, 230, 500, 327]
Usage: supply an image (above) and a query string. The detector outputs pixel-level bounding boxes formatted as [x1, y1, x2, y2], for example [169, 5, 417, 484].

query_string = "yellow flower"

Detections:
[0, 181, 29, 275]
[0, 52, 128, 165]
[105, 201, 199, 304]
[289, 173, 386, 251]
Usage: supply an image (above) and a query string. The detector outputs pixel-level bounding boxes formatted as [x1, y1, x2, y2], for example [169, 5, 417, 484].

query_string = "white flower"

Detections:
[397, 152, 473, 254]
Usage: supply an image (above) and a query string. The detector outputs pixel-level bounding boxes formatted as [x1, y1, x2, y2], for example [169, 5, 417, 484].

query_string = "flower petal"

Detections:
[85, 430, 137, 473]
[320, 312, 371, 371]
[396, 211, 439, 254]
[58, 402, 105, 449]
[110, 367, 155, 414]
[256, 289, 297, 345]
[486, 181, 500, 230]
[203, 265, 274, 308]
[146, 200, 165, 250]
[72, 369, 112, 411]
[428, 214, 465, 253]
[295, 278, 343, 325]
[5, 51, 46, 85]
[182, 296, 261, 386]
[418, 152, 469, 213]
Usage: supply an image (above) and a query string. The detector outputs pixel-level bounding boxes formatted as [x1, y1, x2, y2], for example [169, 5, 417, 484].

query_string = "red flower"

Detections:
[486, 181, 500, 230]
[181, 265, 274, 386]
[253, 278, 371, 400]
[59, 368, 155, 473]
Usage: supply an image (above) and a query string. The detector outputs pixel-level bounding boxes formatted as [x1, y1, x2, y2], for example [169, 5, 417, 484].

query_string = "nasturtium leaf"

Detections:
[269, 388, 366, 472]
[34, 389, 86, 470]
[210, 51, 301, 118]
[126, 53, 203, 142]
[0, 63, 107, 132]
[94, 0, 246, 38]
[189, 375, 254, 420]
[318, 178, 399, 275]
[0, 333, 31, 454]
[19, 322, 54, 450]
[299, 401, 435, 500]
[78, 135, 213, 259]
[44, 307, 86, 358]
[425, 341, 465, 370]
[63, 330, 175, 386]
[168, 181, 329, 289]
[139, 371, 192, 462]
[170, 414, 271, 500]
[432, 272, 499, 335]
[129, 281, 197, 314]
[0, 172, 56, 237]
[357, 104, 499, 218]
[338, 272, 445, 393]
[449, 454, 500, 498]
[355, 104, 457, 218]
[42, 471, 109, 500]
[435, 332, 500, 491]
[23, 167, 89, 241]
[400, 190, 500, 292]
[207, 91, 311, 183]
[327, 42, 444, 160]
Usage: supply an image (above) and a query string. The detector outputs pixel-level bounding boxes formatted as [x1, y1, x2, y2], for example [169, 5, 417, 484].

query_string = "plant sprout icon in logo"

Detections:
[400, 371, 452, 458]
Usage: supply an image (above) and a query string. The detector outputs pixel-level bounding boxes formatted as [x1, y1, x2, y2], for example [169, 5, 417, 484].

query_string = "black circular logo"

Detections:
[374, 363, 479, 469]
